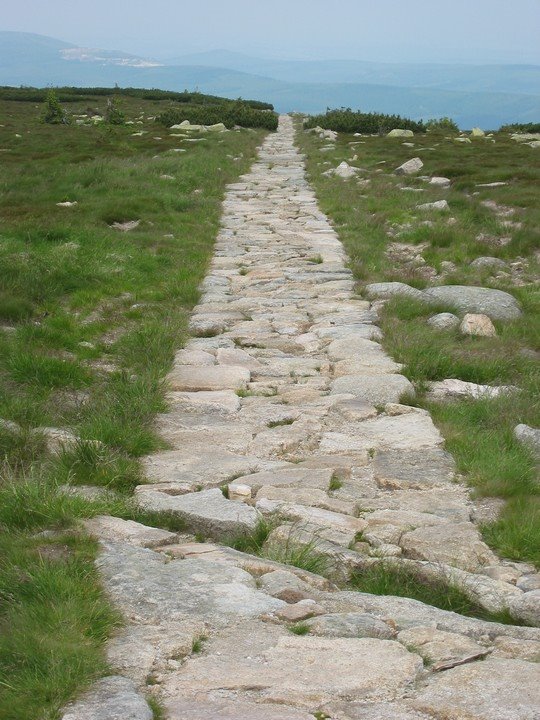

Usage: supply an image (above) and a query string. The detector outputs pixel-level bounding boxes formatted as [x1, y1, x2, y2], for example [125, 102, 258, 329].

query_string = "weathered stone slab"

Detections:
[137, 488, 260, 539]
[165, 699, 316, 720]
[423, 285, 522, 321]
[305, 613, 396, 639]
[410, 659, 540, 720]
[373, 448, 455, 489]
[168, 365, 250, 391]
[331, 374, 413, 405]
[83, 516, 177, 548]
[61, 676, 152, 720]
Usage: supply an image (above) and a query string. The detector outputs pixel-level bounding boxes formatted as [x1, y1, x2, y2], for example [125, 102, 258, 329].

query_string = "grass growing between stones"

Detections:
[297, 122, 540, 568]
[349, 564, 521, 625]
[0, 91, 266, 718]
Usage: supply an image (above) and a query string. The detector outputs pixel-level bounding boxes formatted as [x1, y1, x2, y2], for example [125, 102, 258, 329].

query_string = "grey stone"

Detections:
[423, 285, 522, 321]
[83, 516, 177, 548]
[514, 424, 540, 460]
[259, 569, 315, 603]
[373, 448, 455, 489]
[459, 313, 497, 337]
[97, 544, 285, 624]
[168, 365, 250, 391]
[165, 698, 316, 720]
[395, 157, 423, 174]
[410, 659, 540, 720]
[509, 590, 540, 627]
[470, 256, 507, 270]
[400, 523, 497, 571]
[61, 676, 152, 720]
[388, 129, 415, 138]
[331, 374, 414, 405]
[416, 200, 449, 211]
[305, 613, 396, 639]
[364, 282, 425, 302]
[137, 488, 260, 539]
[427, 312, 460, 330]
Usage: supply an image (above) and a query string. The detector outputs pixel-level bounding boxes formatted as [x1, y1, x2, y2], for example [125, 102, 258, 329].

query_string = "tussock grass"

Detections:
[0, 91, 265, 717]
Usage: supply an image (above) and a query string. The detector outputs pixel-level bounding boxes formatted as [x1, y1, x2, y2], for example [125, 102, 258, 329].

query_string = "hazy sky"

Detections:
[3, 0, 540, 64]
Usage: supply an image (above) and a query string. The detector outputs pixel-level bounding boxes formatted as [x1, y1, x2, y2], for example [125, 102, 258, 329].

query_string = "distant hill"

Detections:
[169, 49, 540, 97]
[1, 32, 540, 129]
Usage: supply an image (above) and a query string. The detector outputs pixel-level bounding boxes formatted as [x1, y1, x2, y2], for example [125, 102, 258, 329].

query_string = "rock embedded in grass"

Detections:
[459, 313, 497, 337]
[513, 424, 540, 461]
[423, 284, 522, 321]
[137, 488, 261, 540]
[387, 129, 414, 138]
[427, 312, 460, 330]
[394, 157, 423, 175]
[61, 676, 152, 720]
[416, 199, 450, 211]
[364, 281, 425, 302]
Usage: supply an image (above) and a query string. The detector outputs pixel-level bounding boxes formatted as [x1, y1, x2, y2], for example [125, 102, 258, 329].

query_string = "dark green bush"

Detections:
[304, 107, 424, 134]
[499, 122, 540, 133]
[41, 89, 69, 125]
[157, 101, 279, 131]
[426, 116, 459, 133]
[0, 85, 274, 111]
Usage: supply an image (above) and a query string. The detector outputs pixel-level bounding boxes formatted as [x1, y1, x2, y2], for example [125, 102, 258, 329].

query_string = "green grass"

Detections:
[0, 531, 121, 720]
[297, 119, 540, 568]
[289, 622, 310, 635]
[350, 563, 521, 625]
[0, 91, 266, 718]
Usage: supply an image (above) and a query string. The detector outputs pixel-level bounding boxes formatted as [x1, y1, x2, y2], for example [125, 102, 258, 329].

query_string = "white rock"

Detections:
[394, 157, 423, 175]
[459, 313, 497, 337]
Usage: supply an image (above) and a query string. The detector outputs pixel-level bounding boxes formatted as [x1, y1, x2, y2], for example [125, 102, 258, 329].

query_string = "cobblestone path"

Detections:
[63, 116, 540, 720]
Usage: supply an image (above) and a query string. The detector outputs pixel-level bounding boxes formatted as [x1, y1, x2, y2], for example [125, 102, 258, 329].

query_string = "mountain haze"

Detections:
[1, 32, 539, 128]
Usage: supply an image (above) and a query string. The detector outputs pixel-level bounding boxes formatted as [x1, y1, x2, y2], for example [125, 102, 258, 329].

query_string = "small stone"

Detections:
[470, 256, 507, 270]
[364, 282, 425, 302]
[427, 312, 460, 330]
[459, 313, 497, 337]
[517, 574, 540, 592]
[394, 157, 423, 175]
[416, 200, 449, 212]
[276, 600, 325, 621]
[514, 424, 540, 460]
[429, 176, 451, 187]
[228, 483, 252, 502]
[259, 570, 315, 603]
[388, 129, 414, 138]
[508, 590, 540, 627]
[137, 488, 260, 540]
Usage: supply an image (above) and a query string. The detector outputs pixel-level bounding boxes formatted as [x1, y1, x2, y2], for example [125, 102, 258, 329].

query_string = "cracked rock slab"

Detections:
[61, 676, 152, 720]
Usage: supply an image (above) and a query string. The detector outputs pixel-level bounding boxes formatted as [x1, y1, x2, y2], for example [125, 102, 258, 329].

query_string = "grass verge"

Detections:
[0, 90, 266, 718]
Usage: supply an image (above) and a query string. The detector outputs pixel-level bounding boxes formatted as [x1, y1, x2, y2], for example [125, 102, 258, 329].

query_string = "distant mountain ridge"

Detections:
[1, 31, 539, 129]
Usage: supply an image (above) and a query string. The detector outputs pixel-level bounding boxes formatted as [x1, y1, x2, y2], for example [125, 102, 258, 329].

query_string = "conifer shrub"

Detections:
[426, 116, 459, 132]
[41, 88, 69, 124]
[304, 107, 424, 134]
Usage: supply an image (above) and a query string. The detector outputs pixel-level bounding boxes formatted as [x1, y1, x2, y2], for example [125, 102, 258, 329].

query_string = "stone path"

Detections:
[64, 116, 540, 720]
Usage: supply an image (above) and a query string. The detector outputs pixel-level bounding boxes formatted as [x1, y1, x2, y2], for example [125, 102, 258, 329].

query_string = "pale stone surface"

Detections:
[331, 374, 414, 405]
[364, 281, 425, 301]
[61, 676, 152, 720]
[400, 522, 497, 571]
[416, 200, 449, 211]
[397, 626, 487, 666]
[259, 569, 316, 603]
[410, 659, 540, 720]
[427, 378, 515, 400]
[427, 312, 460, 330]
[388, 129, 414, 138]
[514, 424, 540, 460]
[305, 613, 395, 639]
[423, 284, 522, 320]
[167, 636, 422, 706]
[168, 365, 250, 391]
[165, 698, 316, 720]
[276, 600, 325, 621]
[460, 312, 497, 336]
[395, 157, 423, 174]
[83, 516, 177, 548]
[137, 488, 261, 539]
[509, 590, 540, 627]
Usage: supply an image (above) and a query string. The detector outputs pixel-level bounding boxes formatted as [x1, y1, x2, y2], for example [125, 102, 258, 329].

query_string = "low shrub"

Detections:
[157, 101, 279, 131]
[304, 107, 424, 134]
[426, 116, 459, 133]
